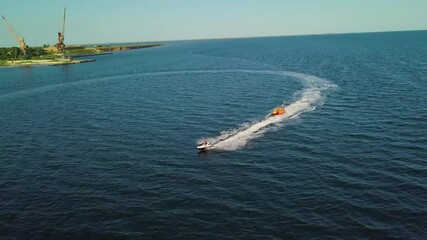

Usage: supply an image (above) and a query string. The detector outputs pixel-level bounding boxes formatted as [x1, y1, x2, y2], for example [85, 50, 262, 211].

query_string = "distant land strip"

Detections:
[0, 43, 162, 67]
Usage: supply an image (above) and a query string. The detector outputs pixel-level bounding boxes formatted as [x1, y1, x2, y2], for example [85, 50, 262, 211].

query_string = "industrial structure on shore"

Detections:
[55, 8, 68, 58]
[2, 7, 69, 59]
[1, 15, 30, 58]
[1, 8, 161, 67]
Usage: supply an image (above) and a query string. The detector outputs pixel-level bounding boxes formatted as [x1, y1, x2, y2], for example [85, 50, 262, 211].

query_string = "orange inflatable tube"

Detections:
[272, 106, 285, 115]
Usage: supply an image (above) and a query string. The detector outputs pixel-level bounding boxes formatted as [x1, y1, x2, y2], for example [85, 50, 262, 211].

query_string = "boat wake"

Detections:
[203, 70, 337, 151]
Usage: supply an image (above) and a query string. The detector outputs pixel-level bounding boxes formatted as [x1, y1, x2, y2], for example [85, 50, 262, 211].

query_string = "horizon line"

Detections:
[64, 28, 427, 46]
[1, 28, 426, 48]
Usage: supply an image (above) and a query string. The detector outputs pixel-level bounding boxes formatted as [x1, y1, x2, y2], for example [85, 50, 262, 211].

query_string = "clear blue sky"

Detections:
[1, 0, 426, 47]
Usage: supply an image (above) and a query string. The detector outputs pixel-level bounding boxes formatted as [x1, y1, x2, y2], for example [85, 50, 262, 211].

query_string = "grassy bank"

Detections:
[3, 58, 94, 67]
[66, 44, 162, 57]
[0, 43, 161, 67]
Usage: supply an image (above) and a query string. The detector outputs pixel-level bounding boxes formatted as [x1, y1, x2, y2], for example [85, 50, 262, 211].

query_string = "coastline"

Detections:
[67, 43, 162, 57]
[72, 52, 113, 58]
[2, 58, 94, 67]
[0, 43, 161, 68]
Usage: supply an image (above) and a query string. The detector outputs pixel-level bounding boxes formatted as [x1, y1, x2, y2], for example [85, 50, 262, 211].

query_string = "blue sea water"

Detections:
[1, 31, 426, 239]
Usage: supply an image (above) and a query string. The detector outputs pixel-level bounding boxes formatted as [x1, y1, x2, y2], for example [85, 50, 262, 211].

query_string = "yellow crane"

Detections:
[1, 15, 29, 58]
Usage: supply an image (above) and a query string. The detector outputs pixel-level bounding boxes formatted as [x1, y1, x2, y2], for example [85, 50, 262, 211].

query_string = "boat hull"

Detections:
[197, 143, 212, 151]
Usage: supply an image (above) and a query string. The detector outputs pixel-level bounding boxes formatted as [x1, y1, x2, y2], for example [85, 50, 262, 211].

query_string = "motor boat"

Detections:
[197, 140, 212, 151]
[272, 106, 285, 116]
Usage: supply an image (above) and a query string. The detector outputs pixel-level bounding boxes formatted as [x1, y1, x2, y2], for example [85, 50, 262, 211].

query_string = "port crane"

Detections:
[1, 15, 29, 58]
[56, 8, 66, 54]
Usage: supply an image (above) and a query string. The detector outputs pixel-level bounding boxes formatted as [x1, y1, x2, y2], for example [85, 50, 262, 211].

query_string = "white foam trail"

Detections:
[205, 70, 337, 151]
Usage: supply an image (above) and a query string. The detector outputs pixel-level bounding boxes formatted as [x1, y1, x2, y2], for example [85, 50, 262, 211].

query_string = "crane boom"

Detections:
[62, 7, 66, 38]
[1, 15, 29, 56]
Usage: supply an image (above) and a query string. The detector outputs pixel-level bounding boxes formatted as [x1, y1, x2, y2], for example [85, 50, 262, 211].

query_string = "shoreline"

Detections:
[72, 52, 113, 58]
[0, 59, 94, 68]
[0, 44, 161, 68]
[67, 43, 161, 57]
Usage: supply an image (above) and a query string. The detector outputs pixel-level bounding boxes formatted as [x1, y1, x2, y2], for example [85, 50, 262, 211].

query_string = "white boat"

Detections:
[197, 141, 212, 151]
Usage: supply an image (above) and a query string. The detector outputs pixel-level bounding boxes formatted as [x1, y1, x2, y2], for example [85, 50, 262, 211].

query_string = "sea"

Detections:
[1, 31, 426, 239]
